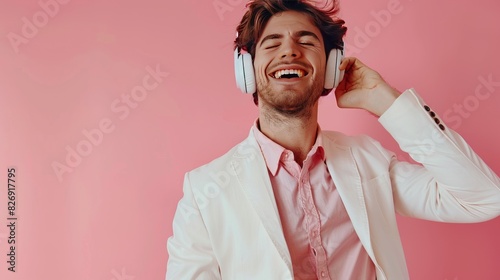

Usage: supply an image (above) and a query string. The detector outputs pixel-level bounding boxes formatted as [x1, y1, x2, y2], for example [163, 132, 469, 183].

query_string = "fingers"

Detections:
[339, 57, 372, 74]
[339, 56, 357, 70]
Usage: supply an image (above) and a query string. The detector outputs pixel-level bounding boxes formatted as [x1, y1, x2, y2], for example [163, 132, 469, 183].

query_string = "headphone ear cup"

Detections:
[234, 49, 256, 94]
[324, 48, 344, 90]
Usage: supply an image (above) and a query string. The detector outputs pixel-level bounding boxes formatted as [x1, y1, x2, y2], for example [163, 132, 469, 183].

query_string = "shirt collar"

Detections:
[251, 119, 325, 176]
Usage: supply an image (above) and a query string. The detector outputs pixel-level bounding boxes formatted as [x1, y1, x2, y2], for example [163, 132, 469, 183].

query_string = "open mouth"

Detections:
[272, 69, 307, 79]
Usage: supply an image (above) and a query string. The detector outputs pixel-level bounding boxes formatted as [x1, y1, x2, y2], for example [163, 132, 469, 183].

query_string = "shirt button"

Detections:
[321, 271, 326, 277]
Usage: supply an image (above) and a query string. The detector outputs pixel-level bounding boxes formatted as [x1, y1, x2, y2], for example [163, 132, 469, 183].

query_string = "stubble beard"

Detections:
[257, 78, 323, 121]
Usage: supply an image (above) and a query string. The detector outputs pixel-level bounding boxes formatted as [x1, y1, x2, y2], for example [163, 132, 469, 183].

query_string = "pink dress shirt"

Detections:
[252, 121, 376, 280]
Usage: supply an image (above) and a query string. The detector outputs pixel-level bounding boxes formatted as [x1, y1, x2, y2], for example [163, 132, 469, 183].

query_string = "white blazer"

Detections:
[166, 89, 500, 280]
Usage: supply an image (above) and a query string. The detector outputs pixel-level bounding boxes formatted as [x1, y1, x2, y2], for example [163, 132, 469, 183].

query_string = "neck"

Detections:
[258, 102, 319, 165]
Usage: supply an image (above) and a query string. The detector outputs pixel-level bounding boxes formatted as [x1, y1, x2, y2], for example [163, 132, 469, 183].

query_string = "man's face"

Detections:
[253, 10, 326, 116]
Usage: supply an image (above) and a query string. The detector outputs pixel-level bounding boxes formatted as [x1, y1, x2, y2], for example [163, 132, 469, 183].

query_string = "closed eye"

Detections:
[265, 45, 280, 49]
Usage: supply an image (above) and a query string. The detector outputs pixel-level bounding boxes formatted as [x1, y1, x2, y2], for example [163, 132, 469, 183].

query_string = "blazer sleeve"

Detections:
[376, 88, 500, 222]
[166, 173, 221, 280]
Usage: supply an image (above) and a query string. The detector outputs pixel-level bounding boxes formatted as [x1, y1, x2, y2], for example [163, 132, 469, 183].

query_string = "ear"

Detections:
[324, 48, 344, 90]
[234, 48, 256, 94]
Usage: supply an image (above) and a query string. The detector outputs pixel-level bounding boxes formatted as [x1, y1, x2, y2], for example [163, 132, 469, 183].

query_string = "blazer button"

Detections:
[434, 118, 440, 124]
[424, 105, 431, 111]
[429, 111, 436, 118]
[439, 124, 445, 131]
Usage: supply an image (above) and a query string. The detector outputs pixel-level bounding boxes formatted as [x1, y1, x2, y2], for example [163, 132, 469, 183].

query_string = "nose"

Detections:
[280, 39, 301, 59]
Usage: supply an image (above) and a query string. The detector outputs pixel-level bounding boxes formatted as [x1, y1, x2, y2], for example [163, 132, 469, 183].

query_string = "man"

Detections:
[166, 0, 500, 279]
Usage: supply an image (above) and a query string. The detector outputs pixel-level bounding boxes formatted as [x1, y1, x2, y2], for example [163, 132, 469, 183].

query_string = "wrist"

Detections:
[367, 83, 400, 117]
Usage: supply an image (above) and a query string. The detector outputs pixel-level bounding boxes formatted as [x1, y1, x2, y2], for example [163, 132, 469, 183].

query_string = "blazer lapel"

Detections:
[230, 133, 293, 272]
[322, 135, 375, 260]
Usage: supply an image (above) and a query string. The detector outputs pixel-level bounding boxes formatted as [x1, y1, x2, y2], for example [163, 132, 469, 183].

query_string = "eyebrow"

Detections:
[258, 30, 321, 47]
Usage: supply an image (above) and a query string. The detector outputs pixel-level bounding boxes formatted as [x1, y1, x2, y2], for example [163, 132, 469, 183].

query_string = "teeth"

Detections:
[273, 69, 305, 79]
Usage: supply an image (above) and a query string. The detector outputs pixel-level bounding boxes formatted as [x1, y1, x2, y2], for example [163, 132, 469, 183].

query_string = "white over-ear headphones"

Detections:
[234, 47, 344, 94]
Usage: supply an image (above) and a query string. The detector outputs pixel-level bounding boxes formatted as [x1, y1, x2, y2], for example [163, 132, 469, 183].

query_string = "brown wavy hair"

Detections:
[234, 0, 347, 104]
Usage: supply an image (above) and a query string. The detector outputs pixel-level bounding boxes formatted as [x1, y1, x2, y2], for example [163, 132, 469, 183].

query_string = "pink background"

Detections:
[0, 0, 499, 279]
